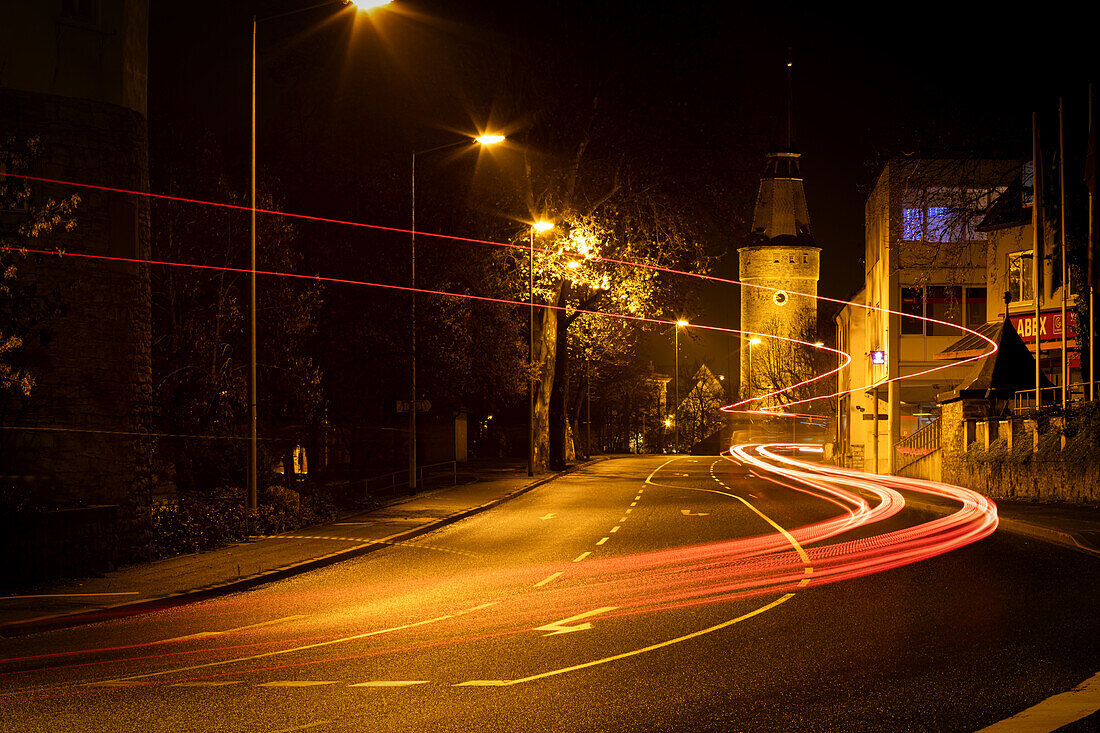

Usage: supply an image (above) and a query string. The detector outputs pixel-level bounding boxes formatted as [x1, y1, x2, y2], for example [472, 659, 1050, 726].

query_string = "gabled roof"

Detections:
[937, 318, 1053, 403]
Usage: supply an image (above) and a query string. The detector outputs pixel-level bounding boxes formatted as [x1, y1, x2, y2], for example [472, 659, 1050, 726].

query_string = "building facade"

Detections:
[834, 158, 1015, 473]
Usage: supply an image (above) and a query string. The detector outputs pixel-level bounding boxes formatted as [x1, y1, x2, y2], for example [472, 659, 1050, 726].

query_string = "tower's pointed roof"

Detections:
[748, 151, 814, 246]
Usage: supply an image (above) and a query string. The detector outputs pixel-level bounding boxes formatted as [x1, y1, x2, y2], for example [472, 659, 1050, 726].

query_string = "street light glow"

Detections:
[676, 320, 688, 327]
[749, 337, 762, 345]
[532, 220, 554, 232]
[475, 134, 505, 145]
[814, 341, 825, 347]
[346, 0, 393, 9]
[566, 260, 581, 269]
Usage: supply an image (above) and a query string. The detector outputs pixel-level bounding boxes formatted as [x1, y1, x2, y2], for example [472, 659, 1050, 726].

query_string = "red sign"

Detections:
[1010, 311, 1076, 342]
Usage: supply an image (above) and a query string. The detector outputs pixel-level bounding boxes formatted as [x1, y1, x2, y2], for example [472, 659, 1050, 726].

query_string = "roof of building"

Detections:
[936, 318, 1053, 402]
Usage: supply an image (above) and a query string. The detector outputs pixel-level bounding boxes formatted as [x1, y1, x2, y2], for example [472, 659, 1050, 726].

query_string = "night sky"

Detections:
[149, 1, 1092, 373]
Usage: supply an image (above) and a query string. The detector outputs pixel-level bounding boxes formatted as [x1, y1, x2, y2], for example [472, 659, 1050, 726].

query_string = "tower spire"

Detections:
[786, 47, 793, 152]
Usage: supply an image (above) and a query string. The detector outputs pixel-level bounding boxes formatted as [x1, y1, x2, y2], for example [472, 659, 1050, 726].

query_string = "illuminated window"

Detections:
[901, 287, 924, 334]
[1007, 251, 1033, 303]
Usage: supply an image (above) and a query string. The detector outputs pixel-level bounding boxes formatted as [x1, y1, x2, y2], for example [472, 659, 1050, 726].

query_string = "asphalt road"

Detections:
[1, 455, 1097, 732]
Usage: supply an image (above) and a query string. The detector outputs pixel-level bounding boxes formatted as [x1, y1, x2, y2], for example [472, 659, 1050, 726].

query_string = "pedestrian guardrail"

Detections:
[362, 460, 458, 500]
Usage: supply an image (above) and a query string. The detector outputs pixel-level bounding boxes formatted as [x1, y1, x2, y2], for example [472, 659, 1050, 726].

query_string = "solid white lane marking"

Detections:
[171, 681, 245, 687]
[595, 537, 609, 546]
[162, 615, 308, 643]
[610, 526, 620, 533]
[573, 552, 591, 562]
[533, 572, 563, 587]
[1, 592, 139, 599]
[349, 681, 429, 687]
[259, 681, 338, 687]
[534, 607, 619, 636]
[977, 669, 1100, 732]
[539, 513, 557, 520]
[96, 602, 496, 685]
[681, 510, 710, 516]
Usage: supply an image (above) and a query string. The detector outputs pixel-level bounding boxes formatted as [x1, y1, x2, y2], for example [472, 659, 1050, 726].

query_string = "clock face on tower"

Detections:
[773, 290, 789, 306]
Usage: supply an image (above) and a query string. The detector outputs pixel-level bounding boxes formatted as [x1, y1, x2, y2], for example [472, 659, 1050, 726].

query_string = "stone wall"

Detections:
[1, 87, 153, 558]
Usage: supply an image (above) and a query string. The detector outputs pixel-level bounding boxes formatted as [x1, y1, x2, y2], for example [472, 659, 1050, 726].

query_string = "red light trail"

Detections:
[0, 170, 996, 417]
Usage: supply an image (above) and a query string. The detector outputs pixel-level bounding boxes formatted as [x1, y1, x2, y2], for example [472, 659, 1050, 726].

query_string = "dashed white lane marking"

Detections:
[630, 502, 637, 507]
[349, 681, 429, 687]
[534, 572, 563, 587]
[272, 721, 332, 733]
[534, 607, 620, 636]
[259, 681, 338, 688]
[977, 669, 1100, 732]
[610, 526, 620, 533]
[634, 495, 642, 500]
[596, 537, 609, 546]
[573, 552, 591, 562]
[618, 516, 627, 522]
[625, 508, 632, 514]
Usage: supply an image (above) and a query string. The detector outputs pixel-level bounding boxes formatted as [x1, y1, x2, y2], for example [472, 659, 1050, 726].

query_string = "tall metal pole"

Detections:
[1091, 84, 1096, 402]
[528, 228, 535, 476]
[586, 353, 591, 458]
[248, 16, 258, 517]
[1059, 98, 1068, 408]
[409, 153, 417, 490]
[674, 326, 680, 452]
[1033, 112, 1043, 409]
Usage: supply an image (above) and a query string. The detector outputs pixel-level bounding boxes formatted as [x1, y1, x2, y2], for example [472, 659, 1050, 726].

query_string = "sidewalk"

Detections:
[0, 459, 587, 637]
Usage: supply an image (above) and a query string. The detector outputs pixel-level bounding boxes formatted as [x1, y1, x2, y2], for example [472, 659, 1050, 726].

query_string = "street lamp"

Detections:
[409, 133, 505, 489]
[249, 0, 389, 517]
[674, 320, 688, 452]
[529, 219, 553, 477]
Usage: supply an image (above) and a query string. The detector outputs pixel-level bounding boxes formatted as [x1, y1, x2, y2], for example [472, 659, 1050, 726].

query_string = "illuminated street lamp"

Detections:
[529, 219, 553, 477]
[674, 320, 688, 452]
[409, 133, 504, 489]
[248, 0, 389, 517]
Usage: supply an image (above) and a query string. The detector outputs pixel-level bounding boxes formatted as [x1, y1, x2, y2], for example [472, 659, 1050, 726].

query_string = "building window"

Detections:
[901, 287, 924, 334]
[927, 285, 963, 335]
[902, 186, 995, 243]
[966, 287, 986, 326]
[1007, 251, 1034, 303]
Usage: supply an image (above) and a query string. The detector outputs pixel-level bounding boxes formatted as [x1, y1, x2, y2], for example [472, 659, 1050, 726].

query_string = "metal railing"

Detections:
[362, 460, 458, 500]
[894, 418, 940, 472]
[1013, 381, 1098, 413]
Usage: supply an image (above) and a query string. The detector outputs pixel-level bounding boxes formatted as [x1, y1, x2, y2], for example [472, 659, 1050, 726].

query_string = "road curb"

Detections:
[0, 459, 605, 638]
[905, 498, 1100, 557]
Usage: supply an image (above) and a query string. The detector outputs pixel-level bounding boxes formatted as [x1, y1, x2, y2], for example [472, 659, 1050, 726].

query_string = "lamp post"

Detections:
[674, 320, 688, 452]
[249, 0, 390, 517]
[529, 220, 553, 476]
[409, 134, 504, 489]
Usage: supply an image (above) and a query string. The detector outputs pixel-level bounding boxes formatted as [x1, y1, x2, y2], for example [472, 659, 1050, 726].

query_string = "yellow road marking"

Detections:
[573, 552, 591, 562]
[162, 615, 307, 643]
[596, 537, 609, 546]
[349, 681, 430, 687]
[259, 681, 338, 687]
[610, 526, 620, 533]
[534, 572, 563, 587]
[625, 508, 632, 514]
[630, 502, 637, 507]
[171, 681, 244, 687]
[1, 592, 139, 599]
[456, 594, 795, 687]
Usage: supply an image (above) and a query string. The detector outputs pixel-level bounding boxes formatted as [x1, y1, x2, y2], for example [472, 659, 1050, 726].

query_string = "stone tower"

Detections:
[739, 151, 820, 406]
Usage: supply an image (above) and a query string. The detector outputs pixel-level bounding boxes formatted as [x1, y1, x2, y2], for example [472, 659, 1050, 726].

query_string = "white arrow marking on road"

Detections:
[534, 607, 619, 636]
[681, 510, 710, 516]
[539, 513, 557, 520]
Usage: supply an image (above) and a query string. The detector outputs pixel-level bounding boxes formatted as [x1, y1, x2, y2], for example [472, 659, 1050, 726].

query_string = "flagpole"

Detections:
[1033, 112, 1043, 409]
[1089, 84, 1096, 403]
[1059, 98, 1068, 409]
